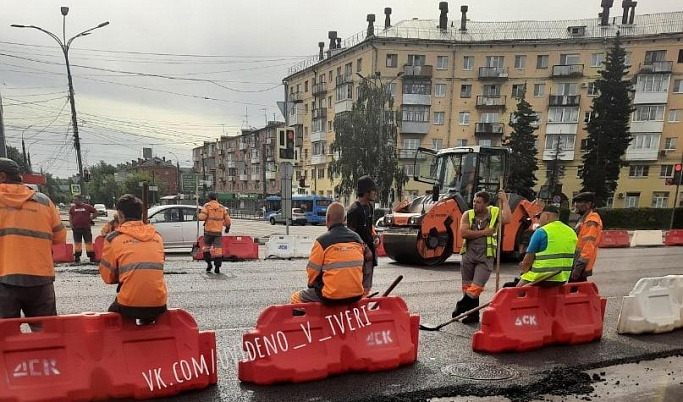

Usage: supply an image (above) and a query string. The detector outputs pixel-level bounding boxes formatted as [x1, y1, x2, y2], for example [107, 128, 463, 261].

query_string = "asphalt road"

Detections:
[51, 222, 683, 402]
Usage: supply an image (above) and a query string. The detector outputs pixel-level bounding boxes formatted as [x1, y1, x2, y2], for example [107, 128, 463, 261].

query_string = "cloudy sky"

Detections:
[1, 0, 681, 178]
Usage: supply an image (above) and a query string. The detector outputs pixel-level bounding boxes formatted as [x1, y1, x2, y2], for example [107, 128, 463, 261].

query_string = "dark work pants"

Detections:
[108, 299, 167, 323]
[0, 283, 57, 332]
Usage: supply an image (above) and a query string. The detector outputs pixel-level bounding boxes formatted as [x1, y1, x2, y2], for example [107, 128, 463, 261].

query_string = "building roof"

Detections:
[287, 11, 683, 77]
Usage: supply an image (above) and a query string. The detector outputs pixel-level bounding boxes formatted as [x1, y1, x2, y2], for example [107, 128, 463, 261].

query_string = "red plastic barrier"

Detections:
[472, 282, 606, 353]
[598, 230, 630, 248]
[238, 296, 419, 385]
[664, 230, 683, 246]
[193, 236, 259, 261]
[0, 309, 217, 402]
[93, 235, 105, 262]
[52, 243, 74, 264]
[376, 234, 387, 257]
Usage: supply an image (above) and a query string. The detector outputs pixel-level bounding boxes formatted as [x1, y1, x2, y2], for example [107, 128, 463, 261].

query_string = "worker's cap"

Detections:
[208, 192, 217, 200]
[534, 205, 560, 217]
[0, 158, 20, 176]
[573, 192, 596, 203]
[357, 175, 377, 194]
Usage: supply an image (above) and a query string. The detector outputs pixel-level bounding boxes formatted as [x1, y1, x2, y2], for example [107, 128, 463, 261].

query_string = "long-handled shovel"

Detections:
[368, 275, 403, 309]
[419, 269, 562, 331]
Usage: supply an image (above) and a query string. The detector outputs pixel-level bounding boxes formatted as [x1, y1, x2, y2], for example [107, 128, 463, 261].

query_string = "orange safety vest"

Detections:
[306, 223, 365, 304]
[0, 184, 66, 286]
[199, 200, 231, 236]
[98, 221, 167, 308]
[574, 210, 603, 275]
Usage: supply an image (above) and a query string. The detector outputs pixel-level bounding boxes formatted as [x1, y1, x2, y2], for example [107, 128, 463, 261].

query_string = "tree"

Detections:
[121, 172, 152, 199]
[330, 78, 407, 206]
[505, 88, 539, 200]
[580, 32, 633, 207]
[544, 139, 565, 202]
[5, 145, 30, 174]
[43, 173, 71, 204]
[87, 161, 120, 207]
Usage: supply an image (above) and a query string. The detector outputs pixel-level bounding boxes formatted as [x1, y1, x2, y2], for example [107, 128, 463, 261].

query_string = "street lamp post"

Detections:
[12, 8, 109, 196]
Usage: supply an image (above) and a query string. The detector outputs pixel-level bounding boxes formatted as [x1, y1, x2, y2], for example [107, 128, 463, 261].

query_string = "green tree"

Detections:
[87, 161, 120, 207]
[5, 145, 30, 174]
[121, 172, 152, 199]
[580, 32, 633, 207]
[330, 78, 407, 206]
[43, 173, 71, 204]
[505, 88, 539, 200]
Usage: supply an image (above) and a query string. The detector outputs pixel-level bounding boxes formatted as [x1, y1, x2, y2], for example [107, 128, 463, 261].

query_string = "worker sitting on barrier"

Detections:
[517, 205, 578, 287]
[291, 202, 372, 305]
[99, 194, 168, 325]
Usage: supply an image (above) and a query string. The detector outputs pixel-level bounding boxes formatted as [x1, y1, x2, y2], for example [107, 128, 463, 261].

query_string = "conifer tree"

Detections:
[505, 87, 539, 200]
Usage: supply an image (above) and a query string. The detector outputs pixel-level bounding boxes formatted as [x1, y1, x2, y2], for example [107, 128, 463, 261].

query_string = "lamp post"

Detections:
[168, 150, 182, 195]
[12, 8, 109, 196]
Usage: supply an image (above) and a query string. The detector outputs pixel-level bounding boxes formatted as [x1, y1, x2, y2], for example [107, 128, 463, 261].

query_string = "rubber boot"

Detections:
[86, 251, 96, 264]
[213, 258, 222, 274]
[74, 252, 81, 263]
[451, 295, 468, 318]
[460, 295, 480, 324]
[204, 251, 212, 272]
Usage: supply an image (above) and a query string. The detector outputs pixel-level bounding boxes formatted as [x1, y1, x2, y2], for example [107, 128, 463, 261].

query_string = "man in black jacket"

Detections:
[346, 175, 378, 296]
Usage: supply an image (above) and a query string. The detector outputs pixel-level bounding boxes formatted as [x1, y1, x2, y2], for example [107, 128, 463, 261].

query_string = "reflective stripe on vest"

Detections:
[460, 206, 500, 258]
[522, 220, 578, 283]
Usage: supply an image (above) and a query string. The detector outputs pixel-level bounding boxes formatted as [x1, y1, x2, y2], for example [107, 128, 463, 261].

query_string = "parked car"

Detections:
[269, 208, 307, 225]
[148, 205, 203, 248]
[94, 204, 108, 217]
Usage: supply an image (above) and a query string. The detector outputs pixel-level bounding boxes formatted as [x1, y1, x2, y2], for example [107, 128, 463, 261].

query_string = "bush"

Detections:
[596, 207, 683, 230]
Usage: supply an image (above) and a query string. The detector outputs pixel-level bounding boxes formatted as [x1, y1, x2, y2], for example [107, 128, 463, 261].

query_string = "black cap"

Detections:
[535, 205, 560, 217]
[573, 192, 596, 203]
[357, 175, 376, 195]
[208, 192, 217, 200]
[0, 158, 20, 176]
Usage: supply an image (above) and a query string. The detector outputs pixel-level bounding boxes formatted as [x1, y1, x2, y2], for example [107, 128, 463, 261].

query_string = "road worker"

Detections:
[291, 202, 373, 305]
[346, 175, 378, 295]
[198, 192, 231, 274]
[100, 211, 121, 236]
[0, 158, 66, 331]
[518, 205, 578, 286]
[98, 194, 167, 325]
[69, 195, 98, 263]
[452, 190, 511, 323]
[571, 192, 603, 282]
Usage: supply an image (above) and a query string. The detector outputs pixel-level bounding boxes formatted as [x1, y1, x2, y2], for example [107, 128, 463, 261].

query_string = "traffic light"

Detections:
[83, 169, 91, 182]
[278, 127, 296, 162]
[667, 164, 683, 185]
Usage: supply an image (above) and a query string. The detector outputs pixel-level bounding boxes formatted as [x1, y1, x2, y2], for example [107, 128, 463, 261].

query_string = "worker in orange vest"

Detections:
[199, 192, 231, 274]
[98, 194, 167, 325]
[571, 192, 603, 282]
[0, 158, 66, 331]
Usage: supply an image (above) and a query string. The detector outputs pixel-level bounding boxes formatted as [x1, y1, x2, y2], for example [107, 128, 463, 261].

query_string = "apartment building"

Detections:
[192, 121, 284, 200]
[282, 2, 683, 208]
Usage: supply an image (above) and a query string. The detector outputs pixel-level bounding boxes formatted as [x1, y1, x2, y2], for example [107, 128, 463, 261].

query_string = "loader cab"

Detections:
[414, 146, 508, 208]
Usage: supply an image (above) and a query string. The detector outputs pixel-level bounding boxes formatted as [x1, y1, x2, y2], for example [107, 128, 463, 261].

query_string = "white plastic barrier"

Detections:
[265, 235, 297, 259]
[617, 275, 683, 334]
[630, 230, 664, 247]
[295, 235, 315, 258]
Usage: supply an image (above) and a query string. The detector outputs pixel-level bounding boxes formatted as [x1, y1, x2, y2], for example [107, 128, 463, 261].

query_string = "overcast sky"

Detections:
[1, 0, 681, 178]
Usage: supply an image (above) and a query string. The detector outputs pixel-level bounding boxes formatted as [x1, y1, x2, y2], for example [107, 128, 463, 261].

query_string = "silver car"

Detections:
[148, 205, 203, 248]
[269, 208, 307, 225]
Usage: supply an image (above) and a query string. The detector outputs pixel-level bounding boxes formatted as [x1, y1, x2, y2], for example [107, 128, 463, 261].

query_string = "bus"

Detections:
[264, 195, 333, 225]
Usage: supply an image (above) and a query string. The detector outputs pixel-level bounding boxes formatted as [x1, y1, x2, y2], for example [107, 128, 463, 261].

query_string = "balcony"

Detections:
[403, 65, 433, 78]
[639, 61, 673, 74]
[227, 160, 236, 168]
[475, 95, 507, 109]
[312, 107, 327, 119]
[402, 93, 432, 106]
[551, 64, 584, 78]
[398, 148, 426, 159]
[478, 67, 509, 80]
[542, 149, 575, 161]
[289, 109, 304, 125]
[401, 121, 430, 134]
[334, 99, 353, 114]
[266, 171, 277, 180]
[250, 156, 260, 164]
[239, 174, 248, 181]
[238, 142, 247, 150]
[633, 91, 668, 105]
[335, 74, 353, 86]
[290, 91, 303, 103]
[310, 131, 325, 142]
[312, 82, 327, 96]
[311, 154, 327, 165]
[475, 122, 505, 135]
[549, 94, 581, 106]
[630, 120, 664, 133]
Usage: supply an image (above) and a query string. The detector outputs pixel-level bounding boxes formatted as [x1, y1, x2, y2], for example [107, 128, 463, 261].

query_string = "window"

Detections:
[536, 55, 549, 69]
[304, 104, 309, 114]
[633, 105, 665, 121]
[584, 111, 593, 123]
[463, 56, 474, 70]
[514, 55, 526, 69]
[485, 56, 504, 68]
[335, 83, 353, 101]
[435, 83, 447, 97]
[344, 62, 352, 77]
[460, 84, 472, 98]
[478, 139, 493, 146]
[329, 71, 333, 82]
[304, 80, 308, 92]
[312, 141, 326, 155]
[670, 109, 681, 122]
[588, 82, 599, 96]
[432, 139, 443, 150]
[434, 111, 445, 125]
[625, 192, 640, 208]
[577, 165, 584, 178]
[402, 106, 429, 122]
[403, 82, 431, 95]
[665, 137, 677, 150]
[318, 168, 325, 179]
[679, 49, 683, 63]
[661, 165, 674, 178]
[483, 84, 501, 97]
[560, 53, 581, 65]
[624, 51, 632, 66]
[628, 133, 660, 151]
[437, 55, 448, 70]
[674, 80, 683, 93]
[637, 75, 670, 92]
[545, 134, 576, 150]
[533, 83, 545, 97]
[555, 83, 578, 95]
[548, 107, 579, 123]
[480, 112, 500, 123]
[356, 58, 362, 72]
[590, 53, 604, 67]
[458, 111, 470, 125]
[628, 165, 649, 177]
[456, 139, 468, 147]
[404, 164, 415, 177]
[644, 50, 666, 64]
[511, 84, 525, 99]
[407, 54, 426, 66]
[387, 82, 397, 97]
[328, 120, 333, 131]
[652, 192, 669, 208]
[386, 53, 398, 68]
[328, 95, 332, 108]
[403, 138, 420, 150]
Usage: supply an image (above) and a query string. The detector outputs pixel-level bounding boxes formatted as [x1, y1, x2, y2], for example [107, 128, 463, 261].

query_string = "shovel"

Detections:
[419, 269, 562, 331]
[368, 275, 403, 309]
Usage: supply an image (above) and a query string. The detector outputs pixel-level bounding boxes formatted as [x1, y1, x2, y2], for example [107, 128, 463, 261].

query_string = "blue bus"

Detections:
[265, 195, 333, 225]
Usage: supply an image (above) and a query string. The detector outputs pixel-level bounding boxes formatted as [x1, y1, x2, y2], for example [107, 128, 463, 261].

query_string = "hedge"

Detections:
[596, 207, 683, 230]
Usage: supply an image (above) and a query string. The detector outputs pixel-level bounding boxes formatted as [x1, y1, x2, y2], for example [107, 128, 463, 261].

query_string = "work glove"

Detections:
[503, 278, 520, 288]
[225, 225, 231, 234]
[571, 262, 587, 281]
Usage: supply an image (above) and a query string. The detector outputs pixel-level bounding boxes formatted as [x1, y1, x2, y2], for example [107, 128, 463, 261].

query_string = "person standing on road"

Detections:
[346, 175, 378, 296]
[69, 195, 97, 263]
[199, 192, 231, 274]
[98, 194, 167, 325]
[0, 158, 66, 331]
[518, 205, 578, 286]
[452, 190, 511, 323]
[291, 202, 373, 304]
[571, 192, 603, 283]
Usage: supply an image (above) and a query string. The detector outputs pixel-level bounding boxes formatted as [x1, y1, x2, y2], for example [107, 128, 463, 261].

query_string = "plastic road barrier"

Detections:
[193, 236, 259, 261]
[664, 230, 683, 246]
[294, 235, 315, 258]
[52, 243, 74, 264]
[376, 234, 387, 257]
[630, 230, 664, 247]
[265, 235, 298, 259]
[93, 235, 105, 262]
[617, 275, 683, 335]
[598, 230, 630, 248]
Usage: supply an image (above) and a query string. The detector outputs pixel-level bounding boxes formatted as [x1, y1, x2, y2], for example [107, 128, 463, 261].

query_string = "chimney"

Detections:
[384, 7, 392, 29]
[599, 0, 614, 26]
[460, 5, 468, 31]
[318, 42, 325, 61]
[629, 0, 637, 24]
[367, 14, 375, 37]
[328, 31, 337, 49]
[439, 2, 449, 31]
[336, 37, 342, 49]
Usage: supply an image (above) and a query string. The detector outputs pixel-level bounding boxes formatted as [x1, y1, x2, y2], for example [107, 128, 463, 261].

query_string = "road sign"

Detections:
[149, 186, 159, 191]
[552, 195, 561, 204]
[181, 173, 198, 192]
[70, 184, 81, 196]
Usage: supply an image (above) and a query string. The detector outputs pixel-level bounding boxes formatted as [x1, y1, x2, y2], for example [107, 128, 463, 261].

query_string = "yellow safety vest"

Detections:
[521, 220, 578, 283]
[460, 206, 500, 258]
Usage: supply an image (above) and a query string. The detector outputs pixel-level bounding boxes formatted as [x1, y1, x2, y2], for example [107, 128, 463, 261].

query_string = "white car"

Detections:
[148, 205, 203, 248]
[94, 204, 107, 217]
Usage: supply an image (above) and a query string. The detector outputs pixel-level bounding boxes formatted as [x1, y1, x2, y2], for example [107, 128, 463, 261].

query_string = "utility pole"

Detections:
[0, 92, 6, 158]
[669, 152, 683, 231]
